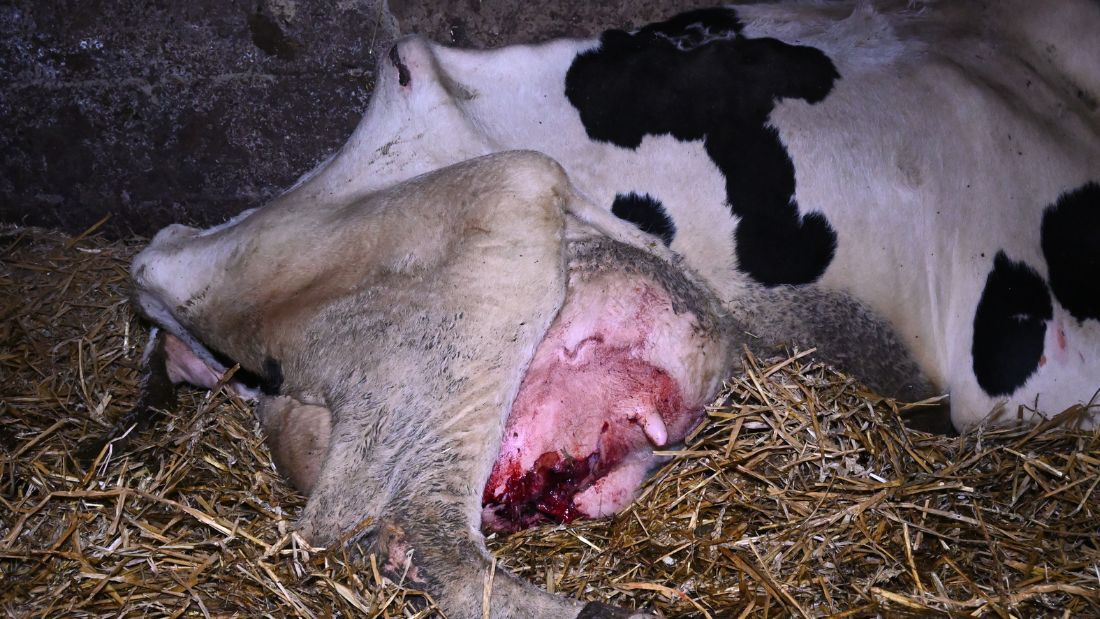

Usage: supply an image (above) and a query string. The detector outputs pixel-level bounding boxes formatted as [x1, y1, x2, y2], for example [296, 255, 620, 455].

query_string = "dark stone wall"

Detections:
[1, 0, 713, 237]
[1, 0, 397, 236]
[387, 0, 718, 48]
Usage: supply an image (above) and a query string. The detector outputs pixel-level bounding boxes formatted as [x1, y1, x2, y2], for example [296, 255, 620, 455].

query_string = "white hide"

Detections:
[230, 0, 1100, 428]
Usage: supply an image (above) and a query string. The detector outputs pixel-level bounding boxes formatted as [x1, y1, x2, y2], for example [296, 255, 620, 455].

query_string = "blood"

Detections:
[483, 451, 596, 529]
[480, 277, 713, 532]
[482, 341, 687, 531]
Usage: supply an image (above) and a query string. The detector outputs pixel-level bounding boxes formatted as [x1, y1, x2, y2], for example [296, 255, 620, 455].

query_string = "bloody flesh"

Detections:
[482, 343, 687, 530]
[483, 451, 596, 529]
[480, 275, 719, 532]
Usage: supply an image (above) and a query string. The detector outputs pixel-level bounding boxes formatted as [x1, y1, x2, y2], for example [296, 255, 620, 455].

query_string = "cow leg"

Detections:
[356, 456, 651, 617]
[290, 401, 626, 618]
[367, 504, 589, 618]
[372, 514, 647, 618]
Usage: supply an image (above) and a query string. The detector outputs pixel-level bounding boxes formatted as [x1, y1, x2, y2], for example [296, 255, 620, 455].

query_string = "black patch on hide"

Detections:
[1041, 181, 1100, 322]
[611, 192, 676, 246]
[971, 252, 1053, 396]
[565, 8, 840, 285]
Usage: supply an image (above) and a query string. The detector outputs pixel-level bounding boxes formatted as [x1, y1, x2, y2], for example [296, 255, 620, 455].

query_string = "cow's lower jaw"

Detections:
[482, 248, 727, 532]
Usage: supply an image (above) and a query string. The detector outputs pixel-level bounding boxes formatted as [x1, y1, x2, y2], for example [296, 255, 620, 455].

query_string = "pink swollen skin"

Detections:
[482, 275, 715, 532]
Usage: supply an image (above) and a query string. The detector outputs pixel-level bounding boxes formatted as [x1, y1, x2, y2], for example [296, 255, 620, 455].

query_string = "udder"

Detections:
[481, 271, 726, 532]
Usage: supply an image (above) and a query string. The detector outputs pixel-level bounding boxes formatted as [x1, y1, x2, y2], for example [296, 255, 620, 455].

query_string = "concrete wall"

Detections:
[1, 0, 713, 237]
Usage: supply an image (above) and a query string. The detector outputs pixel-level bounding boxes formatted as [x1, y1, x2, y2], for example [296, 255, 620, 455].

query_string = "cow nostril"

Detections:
[388, 44, 411, 87]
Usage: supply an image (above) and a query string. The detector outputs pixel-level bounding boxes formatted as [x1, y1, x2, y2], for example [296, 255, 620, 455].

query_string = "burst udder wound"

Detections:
[482, 277, 711, 531]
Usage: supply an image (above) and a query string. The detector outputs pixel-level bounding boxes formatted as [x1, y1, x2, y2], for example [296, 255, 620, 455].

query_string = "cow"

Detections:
[114, 1, 1099, 617]
[280, 0, 1099, 431]
[130, 150, 932, 617]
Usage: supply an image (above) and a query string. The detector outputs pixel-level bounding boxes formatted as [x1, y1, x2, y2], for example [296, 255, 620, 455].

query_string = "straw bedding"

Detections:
[2, 225, 1098, 617]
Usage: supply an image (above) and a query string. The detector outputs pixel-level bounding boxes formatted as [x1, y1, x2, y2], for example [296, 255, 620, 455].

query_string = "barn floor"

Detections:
[2, 226, 1098, 617]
